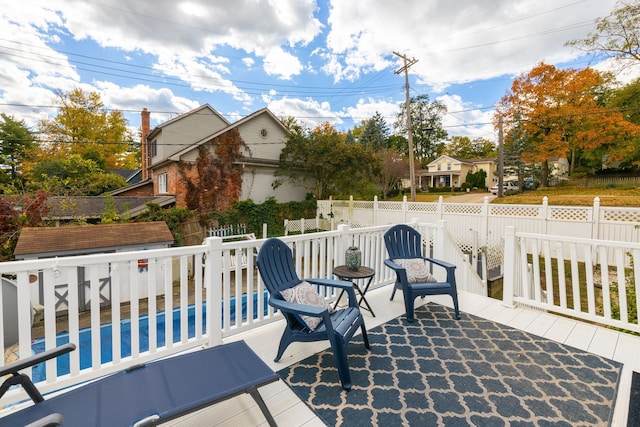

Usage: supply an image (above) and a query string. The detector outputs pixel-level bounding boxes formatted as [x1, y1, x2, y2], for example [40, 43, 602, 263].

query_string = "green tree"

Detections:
[0, 114, 36, 187]
[394, 94, 448, 166]
[360, 112, 390, 150]
[447, 136, 496, 158]
[567, 0, 640, 63]
[277, 122, 378, 199]
[28, 154, 126, 196]
[37, 88, 137, 170]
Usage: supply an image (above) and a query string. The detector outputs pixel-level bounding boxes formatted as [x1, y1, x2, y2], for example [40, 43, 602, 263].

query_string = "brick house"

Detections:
[115, 104, 306, 209]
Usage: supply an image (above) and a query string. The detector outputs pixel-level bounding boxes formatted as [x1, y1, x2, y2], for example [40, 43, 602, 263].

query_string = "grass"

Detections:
[494, 186, 640, 206]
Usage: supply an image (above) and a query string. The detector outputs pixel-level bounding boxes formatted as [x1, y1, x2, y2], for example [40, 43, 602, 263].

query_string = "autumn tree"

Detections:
[372, 149, 408, 199]
[0, 114, 36, 188]
[37, 88, 137, 170]
[496, 62, 640, 184]
[446, 136, 496, 159]
[0, 191, 48, 260]
[179, 128, 248, 218]
[394, 94, 448, 166]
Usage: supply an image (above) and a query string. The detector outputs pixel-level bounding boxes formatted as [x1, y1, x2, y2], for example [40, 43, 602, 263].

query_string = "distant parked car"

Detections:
[523, 177, 538, 190]
[490, 180, 519, 195]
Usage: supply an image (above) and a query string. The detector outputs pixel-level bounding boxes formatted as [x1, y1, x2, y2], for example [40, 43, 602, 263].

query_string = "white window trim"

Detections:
[158, 173, 168, 194]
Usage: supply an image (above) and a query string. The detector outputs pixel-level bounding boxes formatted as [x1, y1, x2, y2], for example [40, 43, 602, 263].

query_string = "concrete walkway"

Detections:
[442, 192, 496, 203]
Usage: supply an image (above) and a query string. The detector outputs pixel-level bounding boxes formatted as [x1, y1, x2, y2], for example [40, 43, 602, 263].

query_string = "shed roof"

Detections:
[14, 222, 174, 258]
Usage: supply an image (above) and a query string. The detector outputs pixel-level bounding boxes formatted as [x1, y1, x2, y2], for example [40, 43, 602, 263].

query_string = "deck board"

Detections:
[3, 286, 638, 426]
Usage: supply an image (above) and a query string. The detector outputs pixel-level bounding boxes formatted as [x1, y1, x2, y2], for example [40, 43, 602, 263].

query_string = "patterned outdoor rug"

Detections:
[278, 303, 622, 426]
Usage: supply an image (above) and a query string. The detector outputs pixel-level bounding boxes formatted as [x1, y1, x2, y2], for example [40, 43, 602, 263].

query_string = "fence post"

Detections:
[204, 237, 223, 346]
[541, 196, 549, 235]
[482, 196, 489, 250]
[438, 196, 444, 220]
[502, 226, 516, 307]
[262, 223, 267, 239]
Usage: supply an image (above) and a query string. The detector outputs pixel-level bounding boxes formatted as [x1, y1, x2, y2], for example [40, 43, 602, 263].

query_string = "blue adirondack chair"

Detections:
[256, 238, 370, 390]
[383, 224, 460, 322]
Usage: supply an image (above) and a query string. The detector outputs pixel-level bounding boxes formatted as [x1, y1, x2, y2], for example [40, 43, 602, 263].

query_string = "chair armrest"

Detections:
[269, 297, 329, 317]
[305, 278, 359, 308]
[384, 259, 403, 271]
[425, 257, 456, 270]
[0, 343, 76, 378]
[305, 278, 352, 291]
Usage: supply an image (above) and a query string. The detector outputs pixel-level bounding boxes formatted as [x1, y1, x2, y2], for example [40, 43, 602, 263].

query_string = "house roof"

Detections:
[146, 104, 229, 142]
[166, 108, 287, 162]
[45, 195, 175, 220]
[14, 221, 174, 258]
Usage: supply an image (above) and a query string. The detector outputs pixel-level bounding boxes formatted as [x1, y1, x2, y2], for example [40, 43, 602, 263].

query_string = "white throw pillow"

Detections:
[280, 281, 333, 331]
[393, 258, 438, 283]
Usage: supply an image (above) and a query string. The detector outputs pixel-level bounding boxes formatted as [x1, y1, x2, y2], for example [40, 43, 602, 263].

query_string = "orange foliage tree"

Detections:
[179, 128, 250, 218]
[496, 62, 640, 184]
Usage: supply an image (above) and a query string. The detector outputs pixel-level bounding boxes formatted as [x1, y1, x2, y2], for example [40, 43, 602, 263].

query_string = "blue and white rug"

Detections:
[279, 303, 622, 426]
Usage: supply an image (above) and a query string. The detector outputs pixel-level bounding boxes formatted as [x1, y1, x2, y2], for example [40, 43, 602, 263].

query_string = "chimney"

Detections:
[141, 108, 151, 181]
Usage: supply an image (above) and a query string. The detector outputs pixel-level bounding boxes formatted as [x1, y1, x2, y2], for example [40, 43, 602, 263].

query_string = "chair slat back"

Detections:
[257, 238, 303, 295]
[384, 224, 423, 259]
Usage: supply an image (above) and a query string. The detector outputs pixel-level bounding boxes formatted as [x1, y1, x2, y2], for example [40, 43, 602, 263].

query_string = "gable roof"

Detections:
[166, 107, 287, 162]
[146, 104, 229, 141]
[45, 195, 175, 220]
[14, 221, 174, 258]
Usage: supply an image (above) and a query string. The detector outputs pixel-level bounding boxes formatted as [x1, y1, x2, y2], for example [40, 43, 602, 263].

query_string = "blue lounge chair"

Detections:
[256, 238, 370, 391]
[383, 224, 460, 322]
[0, 341, 279, 427]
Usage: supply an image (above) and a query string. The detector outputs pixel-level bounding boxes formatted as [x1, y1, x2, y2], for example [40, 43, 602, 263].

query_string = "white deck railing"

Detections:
[503, 226, 640, 334]
[0, 222, 461, 406]
[4, 219, 637, 406]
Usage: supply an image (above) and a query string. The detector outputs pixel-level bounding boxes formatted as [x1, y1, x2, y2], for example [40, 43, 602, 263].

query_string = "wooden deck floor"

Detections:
[161, 286, 640, 427]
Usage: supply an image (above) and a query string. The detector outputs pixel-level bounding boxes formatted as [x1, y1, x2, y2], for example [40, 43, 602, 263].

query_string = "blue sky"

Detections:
[0, 0, 631, 144]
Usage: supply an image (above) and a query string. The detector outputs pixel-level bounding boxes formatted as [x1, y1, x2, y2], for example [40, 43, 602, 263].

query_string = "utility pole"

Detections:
[394, 51, 419, 202]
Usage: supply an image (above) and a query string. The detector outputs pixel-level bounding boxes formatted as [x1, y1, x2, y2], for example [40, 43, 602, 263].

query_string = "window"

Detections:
[437, 164, 441, 171]
[260, 128, 268, 138]
[151, 139, 157, 157]
[447, 163, 452, 171]
[158, 173, 168, 193]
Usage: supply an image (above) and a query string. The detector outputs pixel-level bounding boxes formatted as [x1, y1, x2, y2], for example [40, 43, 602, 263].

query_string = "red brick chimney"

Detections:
[141, 108, 151, 181]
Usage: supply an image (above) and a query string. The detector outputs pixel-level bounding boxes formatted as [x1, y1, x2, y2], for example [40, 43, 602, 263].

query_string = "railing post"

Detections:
[402, 195, 408, 222]
[592, 197, 601, 240]
[433, 220, 446, 260]
[337, 223, 351, 265]
[204, 237, 223, 346]
[373, 195, 378, 225]
[502, 226, 516, 307]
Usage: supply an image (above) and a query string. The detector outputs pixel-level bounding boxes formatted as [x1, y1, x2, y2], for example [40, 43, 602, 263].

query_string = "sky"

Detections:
[0, 0, 632, 144]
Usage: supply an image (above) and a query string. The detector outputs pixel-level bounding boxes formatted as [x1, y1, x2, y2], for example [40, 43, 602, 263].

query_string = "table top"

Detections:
[333, 265, 375, 279]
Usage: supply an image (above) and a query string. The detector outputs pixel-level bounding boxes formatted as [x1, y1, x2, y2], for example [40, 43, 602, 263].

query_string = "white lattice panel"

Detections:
[549, 206, 591, 221]
[602, 208, 640, 223]
[377, 202, 403, 211]
[444, 204, 482, 214]
[490, 205, 541, 217]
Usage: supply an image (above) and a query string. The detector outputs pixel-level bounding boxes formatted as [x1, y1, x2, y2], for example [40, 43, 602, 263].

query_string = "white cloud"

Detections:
[268, 96, 342, 129]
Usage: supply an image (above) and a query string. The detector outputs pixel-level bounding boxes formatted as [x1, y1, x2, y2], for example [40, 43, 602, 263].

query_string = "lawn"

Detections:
[495, 186, 640, 206]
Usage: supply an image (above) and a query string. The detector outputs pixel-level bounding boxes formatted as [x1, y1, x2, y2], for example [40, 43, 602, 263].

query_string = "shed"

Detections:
[14, 222, 174, 260]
